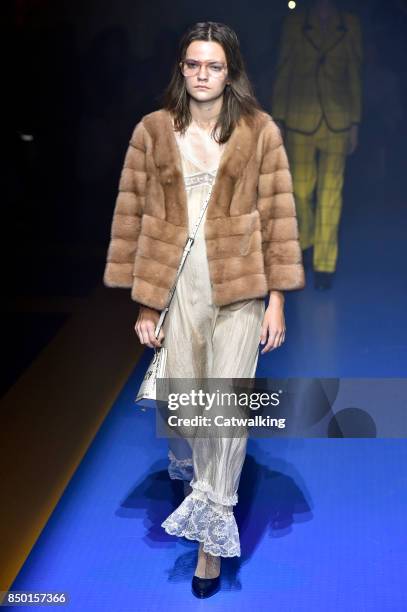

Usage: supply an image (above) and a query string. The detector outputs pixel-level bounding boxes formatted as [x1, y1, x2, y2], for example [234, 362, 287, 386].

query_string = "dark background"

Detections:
[3, 0, 407, 394]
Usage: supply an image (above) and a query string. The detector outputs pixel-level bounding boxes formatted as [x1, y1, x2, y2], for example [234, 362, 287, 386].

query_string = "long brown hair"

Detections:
[160, 21, 263, 144]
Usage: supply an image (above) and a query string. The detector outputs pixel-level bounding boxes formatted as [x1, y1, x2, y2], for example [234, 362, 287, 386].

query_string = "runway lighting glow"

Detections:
[288, 1, 296, 8]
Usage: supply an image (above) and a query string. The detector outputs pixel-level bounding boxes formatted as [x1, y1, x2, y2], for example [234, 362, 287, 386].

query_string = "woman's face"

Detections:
[181, 40, 229, 103]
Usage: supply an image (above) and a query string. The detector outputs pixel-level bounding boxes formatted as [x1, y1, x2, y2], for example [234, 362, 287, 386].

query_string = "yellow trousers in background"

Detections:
[285, 118, 350, 272]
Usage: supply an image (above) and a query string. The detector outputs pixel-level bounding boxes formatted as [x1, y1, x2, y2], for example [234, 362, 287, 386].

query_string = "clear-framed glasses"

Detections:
[179, 59, 227, 78]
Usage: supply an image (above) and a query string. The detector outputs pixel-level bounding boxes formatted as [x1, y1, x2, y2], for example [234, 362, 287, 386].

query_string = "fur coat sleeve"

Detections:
[257, 117, 304, 292]
[103, 120, 148, 289]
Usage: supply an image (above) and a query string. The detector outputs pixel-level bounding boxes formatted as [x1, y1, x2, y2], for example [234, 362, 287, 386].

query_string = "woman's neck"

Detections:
[189, 98, 222, 132]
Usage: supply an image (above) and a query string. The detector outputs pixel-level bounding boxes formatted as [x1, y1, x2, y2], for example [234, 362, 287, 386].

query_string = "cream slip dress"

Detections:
[160, 118, 265, 557]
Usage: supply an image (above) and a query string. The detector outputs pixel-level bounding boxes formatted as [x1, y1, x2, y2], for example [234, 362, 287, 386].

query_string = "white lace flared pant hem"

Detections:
[161, 488, 240, 557]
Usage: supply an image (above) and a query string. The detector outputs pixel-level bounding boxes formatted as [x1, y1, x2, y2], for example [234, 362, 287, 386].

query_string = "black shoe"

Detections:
[191, 575, 220, 599]
[302, 246, 314, 270]
[314, 271, 334, 290]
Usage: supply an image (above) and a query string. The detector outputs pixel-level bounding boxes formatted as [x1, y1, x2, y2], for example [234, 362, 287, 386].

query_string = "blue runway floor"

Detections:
[9, 173, 407, 610]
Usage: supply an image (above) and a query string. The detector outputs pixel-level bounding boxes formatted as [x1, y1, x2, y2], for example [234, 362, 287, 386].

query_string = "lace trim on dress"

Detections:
[184, 172, 216, 188]
[161, 488, 241, 557]
[167, 449, 193, 482]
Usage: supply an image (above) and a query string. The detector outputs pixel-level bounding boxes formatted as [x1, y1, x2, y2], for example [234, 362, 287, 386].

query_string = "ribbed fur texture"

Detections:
[103, 108, 305, 310]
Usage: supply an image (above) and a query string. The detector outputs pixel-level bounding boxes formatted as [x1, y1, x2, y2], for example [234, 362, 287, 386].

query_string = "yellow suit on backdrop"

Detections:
[272, 6, 363, 272]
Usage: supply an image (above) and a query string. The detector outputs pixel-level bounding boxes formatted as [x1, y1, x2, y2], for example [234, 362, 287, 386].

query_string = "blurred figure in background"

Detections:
[272, 0, 363, 289]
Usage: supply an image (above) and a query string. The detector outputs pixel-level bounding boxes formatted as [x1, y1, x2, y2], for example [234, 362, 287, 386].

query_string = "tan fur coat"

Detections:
[103, 108, 305, 310]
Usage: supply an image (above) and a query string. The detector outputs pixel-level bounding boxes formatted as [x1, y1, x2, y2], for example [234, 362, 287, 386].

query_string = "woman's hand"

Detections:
[260, 292, 286, 354]
[134, 306, 164, 349]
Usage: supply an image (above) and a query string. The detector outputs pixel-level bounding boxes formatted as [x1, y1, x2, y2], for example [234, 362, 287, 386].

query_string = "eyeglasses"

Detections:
[179, 59, 227, 78]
